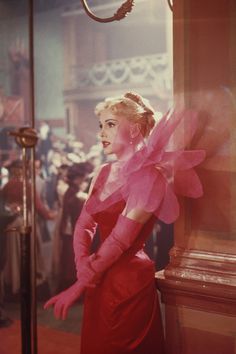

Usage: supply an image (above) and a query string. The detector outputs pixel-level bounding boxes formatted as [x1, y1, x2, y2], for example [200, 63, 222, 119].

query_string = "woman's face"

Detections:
[98, 110, 131, 157]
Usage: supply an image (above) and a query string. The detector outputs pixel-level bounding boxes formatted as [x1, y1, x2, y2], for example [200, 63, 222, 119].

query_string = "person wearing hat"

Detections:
[57, 162, 92, 292]
[2, 159, 56, 219]
[1, 159, 56, 300]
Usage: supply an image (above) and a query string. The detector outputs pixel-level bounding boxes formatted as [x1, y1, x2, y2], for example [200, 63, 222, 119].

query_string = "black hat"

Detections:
[67, 162, 89, 181]
[6, 159, 23, 171]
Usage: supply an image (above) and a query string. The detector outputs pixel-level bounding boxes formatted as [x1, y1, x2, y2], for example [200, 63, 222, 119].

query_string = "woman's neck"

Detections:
[114, 145, 135, 163]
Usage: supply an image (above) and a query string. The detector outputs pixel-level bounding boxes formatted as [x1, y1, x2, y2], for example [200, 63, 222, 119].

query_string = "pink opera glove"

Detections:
[44, 281, 84, 320]
[73, 205, 97, 275]
[44, 259, 96, 320]
[87, 214, 143, 275]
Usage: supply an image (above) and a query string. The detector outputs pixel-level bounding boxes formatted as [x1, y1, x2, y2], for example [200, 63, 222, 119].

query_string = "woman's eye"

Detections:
[108, 122, 115, 128]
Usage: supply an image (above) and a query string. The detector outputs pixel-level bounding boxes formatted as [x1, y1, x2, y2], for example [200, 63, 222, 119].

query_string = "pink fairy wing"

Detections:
[147, 109, 198, 154]
[157, 183, 180, 224]
[122, 167, 166, 214]
[173, 150, 206, 170]
[161, 150, 206, 171]
[165, 109, 199, 151]
[123, 109, 200, 176]
[123, 165, 180, 224]
[120, 109, 205, 223]
[174, 169, 204, 198]
[122, 110, 175, 176]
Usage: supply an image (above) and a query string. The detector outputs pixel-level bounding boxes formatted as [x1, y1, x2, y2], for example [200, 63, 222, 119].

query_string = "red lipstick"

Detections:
[102, 141, 110, 148]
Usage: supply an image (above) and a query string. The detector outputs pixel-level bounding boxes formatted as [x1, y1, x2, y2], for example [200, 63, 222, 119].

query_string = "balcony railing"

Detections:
[68, 53, 172, 95]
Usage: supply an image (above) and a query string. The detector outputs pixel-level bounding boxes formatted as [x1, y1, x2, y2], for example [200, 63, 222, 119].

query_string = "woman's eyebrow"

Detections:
[99, 118, 118, 125]
[104, 119, 118, 123]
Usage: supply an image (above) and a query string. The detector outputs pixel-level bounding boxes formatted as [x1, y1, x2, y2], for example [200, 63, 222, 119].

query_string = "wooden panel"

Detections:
[182, 328, 234, 354]
[163, 303, 236, 354]
[157, 1, 236, 353]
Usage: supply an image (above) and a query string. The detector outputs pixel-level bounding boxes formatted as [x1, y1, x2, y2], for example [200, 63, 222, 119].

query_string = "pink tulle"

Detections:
[86, 109, 206, 224]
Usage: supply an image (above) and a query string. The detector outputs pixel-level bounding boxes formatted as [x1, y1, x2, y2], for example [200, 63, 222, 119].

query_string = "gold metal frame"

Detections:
[80, 0, 135, 23]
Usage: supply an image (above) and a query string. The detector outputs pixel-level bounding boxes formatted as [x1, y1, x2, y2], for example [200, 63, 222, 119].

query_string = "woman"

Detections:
[45, 92, 205, 354]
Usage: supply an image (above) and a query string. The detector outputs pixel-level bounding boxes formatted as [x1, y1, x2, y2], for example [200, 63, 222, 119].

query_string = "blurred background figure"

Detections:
[50, 163, 69, 291]
[37, 121, 53, 175]
[56, 162, 92, 292]
[1, 159, 56, 301]
[155, 221, 174, 270]
[86, 143, 104, 177]
[145, 221, 174, 271]
[35, 156, 51, 243]
[0, 189, 18, 328]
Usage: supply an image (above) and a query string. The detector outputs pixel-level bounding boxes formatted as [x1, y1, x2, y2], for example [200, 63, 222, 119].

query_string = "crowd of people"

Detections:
[0, 125, 104, 325]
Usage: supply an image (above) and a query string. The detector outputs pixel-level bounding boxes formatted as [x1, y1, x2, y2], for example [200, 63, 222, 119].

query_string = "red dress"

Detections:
[81, 164, 165, 354]
[79, 109, 205, 354]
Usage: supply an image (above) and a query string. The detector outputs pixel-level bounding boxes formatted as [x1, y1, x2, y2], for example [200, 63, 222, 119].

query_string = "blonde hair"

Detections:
[95, 92, 155, 138]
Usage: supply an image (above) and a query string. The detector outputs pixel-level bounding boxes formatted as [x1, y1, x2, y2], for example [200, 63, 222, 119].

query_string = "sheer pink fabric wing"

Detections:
[86, 109, 205, 224]
[120, 109, 206, 223]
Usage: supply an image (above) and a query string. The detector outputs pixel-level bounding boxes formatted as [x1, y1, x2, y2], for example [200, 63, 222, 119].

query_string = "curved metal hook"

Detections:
[167, 0, 173, 11]
[80, 0, 135, 23]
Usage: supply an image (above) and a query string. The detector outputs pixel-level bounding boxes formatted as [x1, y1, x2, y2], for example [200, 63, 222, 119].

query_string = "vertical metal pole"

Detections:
[28, 0, 38, 353]
[30, 150, 37, 354]
[20, 147, 32, 354]
[9, 128, 38, 354]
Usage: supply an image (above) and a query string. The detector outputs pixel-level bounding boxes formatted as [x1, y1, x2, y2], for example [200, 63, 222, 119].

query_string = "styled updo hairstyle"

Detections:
[95, 92, 156, 139]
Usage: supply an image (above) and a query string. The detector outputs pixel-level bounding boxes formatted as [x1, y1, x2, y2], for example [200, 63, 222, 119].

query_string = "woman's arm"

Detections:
[73, 164, 108, 274]
[44, 207, 152, 320]
[73, 205, 97, 270]
[86, 207, 150, 276]
[45, 167, 153, 320]
[123, 206, 152, 224]
[44, 165, 105, 319]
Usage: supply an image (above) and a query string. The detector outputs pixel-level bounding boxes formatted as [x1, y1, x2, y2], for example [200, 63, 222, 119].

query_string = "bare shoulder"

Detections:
[87, 163, 109, 197]
[122, 206, 152, 224]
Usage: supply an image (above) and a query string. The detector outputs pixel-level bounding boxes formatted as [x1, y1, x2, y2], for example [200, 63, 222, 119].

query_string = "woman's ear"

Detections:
[129, 123, 141, 139]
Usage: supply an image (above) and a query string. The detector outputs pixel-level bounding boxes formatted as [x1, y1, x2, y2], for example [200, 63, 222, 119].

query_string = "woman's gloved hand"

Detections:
[44, 257, 96, 320]
[45, 214, 143, 320]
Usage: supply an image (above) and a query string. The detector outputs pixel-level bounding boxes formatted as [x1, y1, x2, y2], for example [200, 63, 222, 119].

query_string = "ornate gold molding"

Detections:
[156, 246, 236, 315]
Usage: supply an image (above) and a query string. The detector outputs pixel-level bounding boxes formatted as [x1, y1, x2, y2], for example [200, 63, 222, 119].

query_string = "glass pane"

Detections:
[35, 1, 173, 353]
[1, 1, 173, 353]
[0, 1, 31, 353]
